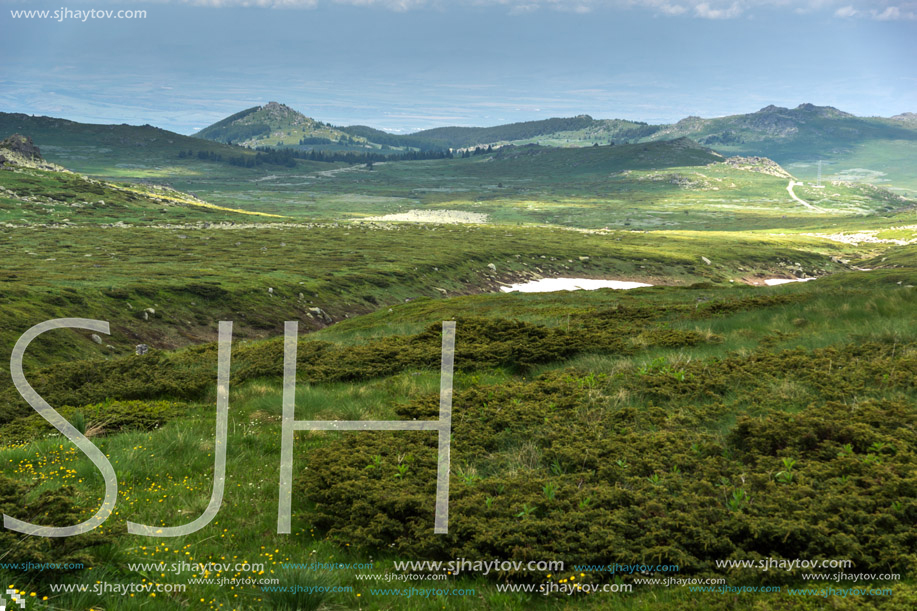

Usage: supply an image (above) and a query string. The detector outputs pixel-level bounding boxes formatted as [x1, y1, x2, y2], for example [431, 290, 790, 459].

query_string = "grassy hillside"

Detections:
[648, 104, 913, 151]
[0, 164, 284, 226]
[0, 112, 264, 176]
[645, 104, 917, 192]
[409, 115, 617, 149]
[411, 104, 917, 194]
[194, 102, 366, 148]
[2, 270, 916, 610]
[337, 116, 659, 151]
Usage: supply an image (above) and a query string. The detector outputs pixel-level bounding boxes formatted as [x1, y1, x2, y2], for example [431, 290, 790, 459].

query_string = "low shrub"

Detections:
[0, 474, 109, 580]
[0, 399, 186, 445]
[298, 348, 917, 585]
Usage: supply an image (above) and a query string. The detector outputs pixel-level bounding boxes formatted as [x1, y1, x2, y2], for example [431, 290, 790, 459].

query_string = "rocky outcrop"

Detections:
[0, 134, 64, 171]
[0, 134, 42, 160]
[723, 156, 793, 179]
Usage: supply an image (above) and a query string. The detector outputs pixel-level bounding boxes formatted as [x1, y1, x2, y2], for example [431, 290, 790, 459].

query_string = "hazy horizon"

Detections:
[2, 0, 915, 134]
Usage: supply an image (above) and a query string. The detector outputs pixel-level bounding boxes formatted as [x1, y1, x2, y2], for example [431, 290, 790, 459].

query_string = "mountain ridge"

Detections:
[186, 101, 917, 156]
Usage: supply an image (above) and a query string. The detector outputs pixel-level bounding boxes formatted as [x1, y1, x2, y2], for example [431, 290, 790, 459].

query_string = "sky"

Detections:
[1, 0, 915, 134]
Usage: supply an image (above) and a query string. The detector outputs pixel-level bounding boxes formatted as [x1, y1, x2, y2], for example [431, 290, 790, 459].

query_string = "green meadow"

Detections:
[1, 126, 916, 610]
[3, 274, 917, 610]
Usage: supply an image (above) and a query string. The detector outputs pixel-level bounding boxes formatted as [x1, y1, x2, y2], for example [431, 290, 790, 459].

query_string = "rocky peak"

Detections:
[674, 115, 708, 129]
[890, 112, 917, 125]
[793, 103, 853, 118]
[261, 101, 298, 117]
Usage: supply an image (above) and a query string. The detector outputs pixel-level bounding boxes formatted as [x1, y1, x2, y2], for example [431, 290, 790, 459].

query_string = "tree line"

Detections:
[177, 146, 454, 168]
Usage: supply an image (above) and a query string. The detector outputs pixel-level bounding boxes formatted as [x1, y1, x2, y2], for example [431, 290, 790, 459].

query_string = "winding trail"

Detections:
[313, 161, 388, 178]
[786, 180, 824, 212]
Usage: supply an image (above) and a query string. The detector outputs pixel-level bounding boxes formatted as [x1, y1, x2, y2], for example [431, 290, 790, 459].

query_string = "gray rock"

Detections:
[90, 334, 103, 344]
[135, 344, 149, 356]
[308, 307, 332, 324]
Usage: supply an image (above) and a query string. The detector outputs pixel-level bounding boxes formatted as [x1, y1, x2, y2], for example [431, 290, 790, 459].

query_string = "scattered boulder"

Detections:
[701, 256, 712, 265]
[135, 344, 149, 356]
[308, 307, 333, 324]
[90, 334, 103, 345]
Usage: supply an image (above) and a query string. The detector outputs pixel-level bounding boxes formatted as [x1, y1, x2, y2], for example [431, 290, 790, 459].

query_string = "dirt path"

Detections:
[786, 180, 824, 212]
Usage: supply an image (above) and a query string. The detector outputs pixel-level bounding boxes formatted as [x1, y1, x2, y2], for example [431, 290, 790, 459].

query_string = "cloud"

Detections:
[336, 0, 429, 9]
[627, 0, 688, 16]
[871, 5, 917, 20]
[875, 6, 901, 19]
[834, 5, 857, 17]
[693, 1, 741, 18]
